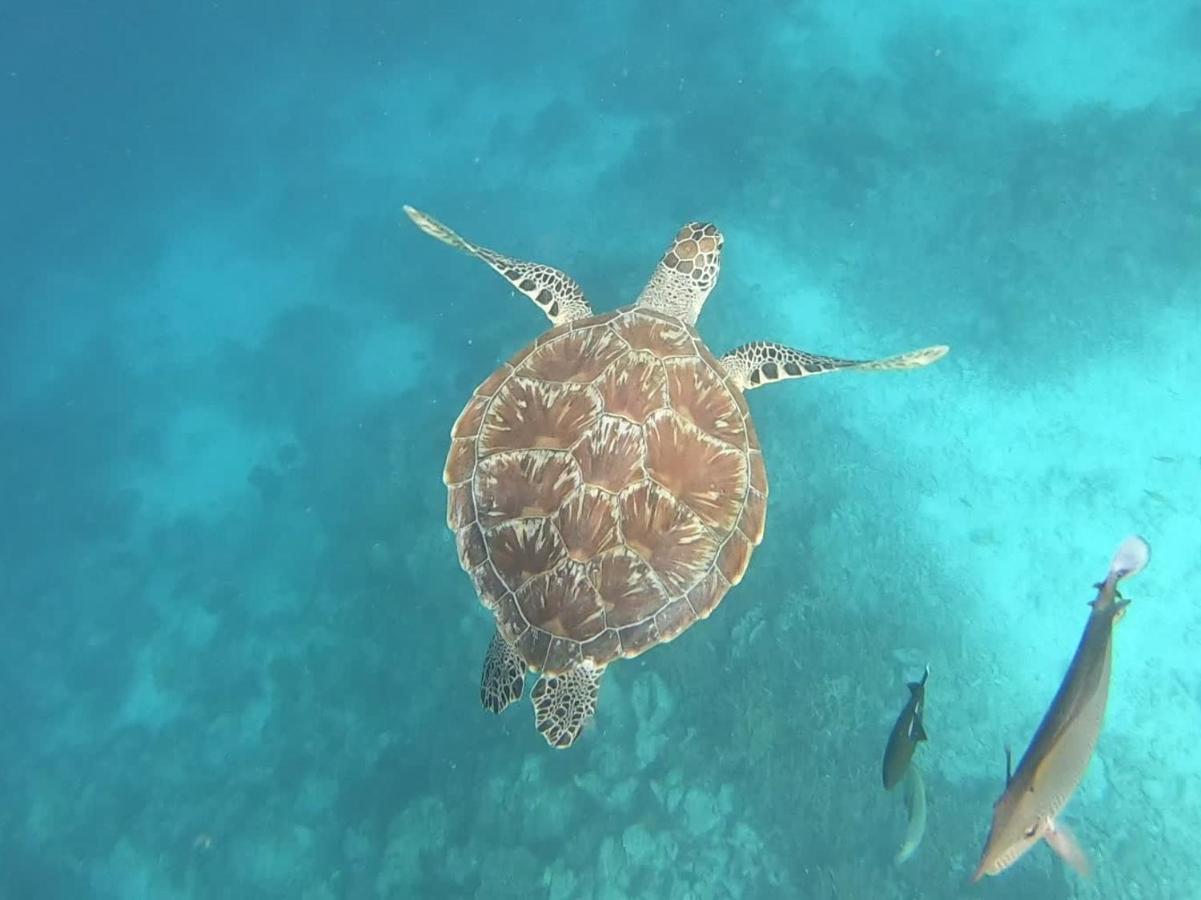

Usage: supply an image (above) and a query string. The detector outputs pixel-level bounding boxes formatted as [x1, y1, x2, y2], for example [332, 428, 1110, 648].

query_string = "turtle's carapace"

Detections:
[404, 204, 950, 749]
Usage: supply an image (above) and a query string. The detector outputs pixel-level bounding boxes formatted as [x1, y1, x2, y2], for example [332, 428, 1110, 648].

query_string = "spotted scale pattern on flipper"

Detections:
[531, 662, 601, 749]
[720, 341, 949, 391]
[404, 205, 593, 325]
[481, 629, 525, 714]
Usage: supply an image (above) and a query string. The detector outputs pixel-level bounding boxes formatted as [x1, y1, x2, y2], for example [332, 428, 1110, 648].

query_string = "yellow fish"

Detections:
[973, 535, 1150, 880]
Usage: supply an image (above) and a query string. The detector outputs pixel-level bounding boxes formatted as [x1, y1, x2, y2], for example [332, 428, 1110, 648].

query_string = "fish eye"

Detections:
[1024, 823, 1038, 838]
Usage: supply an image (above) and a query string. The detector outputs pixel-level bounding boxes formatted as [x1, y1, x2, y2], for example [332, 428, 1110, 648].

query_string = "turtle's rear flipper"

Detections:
[719, 342, 949, 391]
[481, 629, 525, 714]
[404, 205, 594, 326]
[532, 663, 601, 749]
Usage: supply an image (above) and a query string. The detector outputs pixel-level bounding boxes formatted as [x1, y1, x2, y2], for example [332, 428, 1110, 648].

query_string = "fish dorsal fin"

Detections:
[910, 720, 928, 742]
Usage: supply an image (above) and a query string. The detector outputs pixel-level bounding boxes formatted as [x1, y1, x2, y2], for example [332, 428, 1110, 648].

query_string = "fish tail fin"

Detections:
[894, 764, 927, 865]
[908, 666, 930, 693]
[1109, 535, 1150, 582]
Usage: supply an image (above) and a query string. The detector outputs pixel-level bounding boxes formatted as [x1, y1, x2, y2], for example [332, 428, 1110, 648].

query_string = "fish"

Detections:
[972, 534, 1151, 881]
[894, 763, 928, 865]
[883, 666, 929, 791]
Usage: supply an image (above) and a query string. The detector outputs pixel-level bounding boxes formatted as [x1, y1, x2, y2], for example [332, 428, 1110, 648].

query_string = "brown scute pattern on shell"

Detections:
[618, 617, 661, 657]
[507, 342, 537, 369]
[686, 569, 727, 619]
[717, 531, 753, 586]
[587, 549, 667, 628]
[692, 340, 745, 410]
[444, 437, 476, 485]
[730, 383, 751, 417]
[457, 523, 487, 569]
[516, 563, 606, 643]
[555, 486, 621, 561]
[534, 320, 574, 348]
[645, 410, 747, 534]
[748, 449, 767, 495]
[478, 377, 602, 454]
[447, 481, 475, 529]
[489, 518, 566, 593]
[573, 415, 645, 493]
[448, 308, 767, 670]
[619, 482, 718, 595]
[578, 628, 620, 667]
[654, 597, 697, 643]
[582, 310, 620, 327]
[738, 487, 768, 545]
[474, 366, 510, 399]
[596, 350, 668, 422]
[744, 413, 763, 453]
[516, 625, 553, 671]
[610, 313, 695, 358]
[544, 636, 584, 674]
[664, 358, 746, 448]
[470, 562, 508, 613]
[473, 450, 578, 526]
[521, 325, 627, 383]
[452, 394, 490, 439]
[493, 590, 528, 642]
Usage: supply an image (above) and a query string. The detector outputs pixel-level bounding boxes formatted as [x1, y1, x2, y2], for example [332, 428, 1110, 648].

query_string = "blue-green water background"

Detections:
[3, 3, 1200, 898]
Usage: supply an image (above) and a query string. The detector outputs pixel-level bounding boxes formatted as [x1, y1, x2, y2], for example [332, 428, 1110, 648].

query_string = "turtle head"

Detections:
[665, 222, 724, 297]
[635, 222, 725, 324]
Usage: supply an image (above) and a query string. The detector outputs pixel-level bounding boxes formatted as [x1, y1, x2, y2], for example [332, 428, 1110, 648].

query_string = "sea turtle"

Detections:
[405, 205, 948, 749]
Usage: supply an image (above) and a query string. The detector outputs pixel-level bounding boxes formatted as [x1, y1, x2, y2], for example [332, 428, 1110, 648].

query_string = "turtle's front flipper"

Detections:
[403, 205, 593, 326]
[481, 629, 525, 714]
[719, 341, 948, 391]
[531, 662, 602, 749]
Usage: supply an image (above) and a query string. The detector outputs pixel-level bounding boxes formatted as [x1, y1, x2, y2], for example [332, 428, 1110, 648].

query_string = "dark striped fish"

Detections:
[883, 666, 929, 791]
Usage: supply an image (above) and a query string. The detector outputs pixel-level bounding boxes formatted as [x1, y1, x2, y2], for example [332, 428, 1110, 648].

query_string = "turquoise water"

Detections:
[3, 2, 1199, 898]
